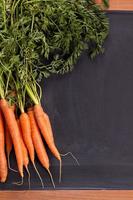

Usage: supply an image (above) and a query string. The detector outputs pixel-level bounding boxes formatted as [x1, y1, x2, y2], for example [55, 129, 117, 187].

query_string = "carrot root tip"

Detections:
[7, 153, 18, 173]
[59, 159, 62, 183]
[33, 163, 44, 189]
[60, 152, 80, 166]
[12, 177, 24, 186]
[47, 169, 55, 189]
[26, 166, 31, 190]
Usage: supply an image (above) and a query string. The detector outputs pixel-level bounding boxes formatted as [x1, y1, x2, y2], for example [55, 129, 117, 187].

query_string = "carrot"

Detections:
[5, 105, 15, 158]
[34, 104, 62, 182]
[0, 109, 8, 182]
[17, 119, 30, 188]
[19, 111, 44, 188]
[5, 105, 17, 172]
[19, 112, 34, 163]
[17, 120, 29, 169]
[43, 112, 54, 142]
[0, 99, 23, 178]
[34, 104, 61, 161]
[5, 125, 12, 164]
[28, 109, 49, 169]
[28, 109, 55, 188]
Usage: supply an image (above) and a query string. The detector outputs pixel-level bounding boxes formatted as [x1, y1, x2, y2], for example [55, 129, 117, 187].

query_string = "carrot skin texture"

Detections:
[19, 113, 34, 163]
[34, 104, 61, 161]
[6, 105, 19, 173]
[5, 125, 12, 157]
[0, 109, 8, 182]
[28, 110, 49, 169]
[5, 105, 15, 157]
[17, 120, 29, 168]
[0, 99, 23, 177]
[43, 112, 54, 142]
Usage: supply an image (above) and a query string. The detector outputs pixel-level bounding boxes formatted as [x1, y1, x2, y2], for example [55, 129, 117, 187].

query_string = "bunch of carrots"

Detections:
[0, 63, 77, 188]
[0, 80, 60, 188]
[0, 63, 79, 188]
[0, 0, 108, 188]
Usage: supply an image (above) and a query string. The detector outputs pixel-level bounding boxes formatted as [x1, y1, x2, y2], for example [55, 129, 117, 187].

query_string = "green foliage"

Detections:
[102, 0, 109, 8]
[0, 0, 109, 81]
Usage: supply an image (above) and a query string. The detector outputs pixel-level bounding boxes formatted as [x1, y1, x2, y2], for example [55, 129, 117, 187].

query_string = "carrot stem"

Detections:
[25, 85, 39, 105]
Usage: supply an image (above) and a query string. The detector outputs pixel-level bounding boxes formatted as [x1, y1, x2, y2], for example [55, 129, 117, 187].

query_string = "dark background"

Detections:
[1, 12, 133, 190]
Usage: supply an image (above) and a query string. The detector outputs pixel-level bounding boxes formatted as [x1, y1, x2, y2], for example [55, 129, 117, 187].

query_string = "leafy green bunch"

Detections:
[0, 0, 109, 81]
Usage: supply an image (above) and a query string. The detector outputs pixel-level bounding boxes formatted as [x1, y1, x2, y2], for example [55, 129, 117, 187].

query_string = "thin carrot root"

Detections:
[7, 154, 18, 173]
[60, 152, 80, 165]
[13, 177, 24, 186]
[59, 152, 79, 183]
[59, 159, 62, 183]
[47, 169, 55, 189]
[26, 166, 31, 189]
[33, 163, 44, 189]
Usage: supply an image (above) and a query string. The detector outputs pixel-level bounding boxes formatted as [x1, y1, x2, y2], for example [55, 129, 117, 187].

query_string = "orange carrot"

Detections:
[5, 105, 17, 172]
[28, 109, 55, 188]
[5, 124, 12, 161]
[43, 112, 54, 142]
[17, 119, 31, 188]
[19, 111, 44, 187]
[34, 104, 61, 161]
[0, 109, 8, 182]
[17, 120, 29, 169]
[5, 105, 15, 157]
[28, 109, 49, 169]
[10, 105, 16, 112]
[19, 112, 34, 163]
[0, 99, 23, 177]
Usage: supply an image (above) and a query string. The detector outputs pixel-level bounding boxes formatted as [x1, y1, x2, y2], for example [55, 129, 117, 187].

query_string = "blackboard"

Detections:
[1, 12, 133, 190]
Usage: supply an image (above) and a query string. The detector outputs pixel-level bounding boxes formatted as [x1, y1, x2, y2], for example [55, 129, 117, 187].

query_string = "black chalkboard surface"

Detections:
[1, 12, 133, 190]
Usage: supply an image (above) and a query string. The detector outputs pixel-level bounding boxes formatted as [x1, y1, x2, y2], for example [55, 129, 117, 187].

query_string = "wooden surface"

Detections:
[109, 0, 133, 10]
[1, 1, 133, 200]
[96, 0, 133, 10]
[0, 190, 133, 200]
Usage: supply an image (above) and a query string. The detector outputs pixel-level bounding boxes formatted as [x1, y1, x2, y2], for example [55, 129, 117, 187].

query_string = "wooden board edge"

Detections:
[96, 0, 133, 11]
[1, 190, 133, 200]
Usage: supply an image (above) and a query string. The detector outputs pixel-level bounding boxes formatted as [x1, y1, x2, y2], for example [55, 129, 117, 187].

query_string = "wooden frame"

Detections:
[96, 0, 133, 10]
[0, 1, 133, 200]
[109, 0, 133, 10]
[1, 190, 133, 200]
